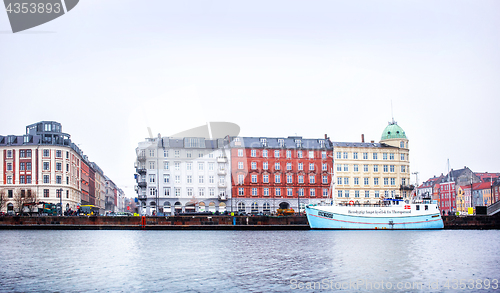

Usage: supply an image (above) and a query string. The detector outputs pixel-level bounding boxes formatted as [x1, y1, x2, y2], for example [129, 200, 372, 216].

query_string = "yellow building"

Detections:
[333, 121, 411, 205]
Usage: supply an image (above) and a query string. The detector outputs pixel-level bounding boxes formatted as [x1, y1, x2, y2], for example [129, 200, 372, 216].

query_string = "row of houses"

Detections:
[417, 168, 500, 215]
[135, 120, 412, 215]
[0, 121, 125, 215]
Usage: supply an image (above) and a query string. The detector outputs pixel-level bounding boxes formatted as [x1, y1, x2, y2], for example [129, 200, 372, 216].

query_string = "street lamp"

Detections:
[57, 188, 63, 216]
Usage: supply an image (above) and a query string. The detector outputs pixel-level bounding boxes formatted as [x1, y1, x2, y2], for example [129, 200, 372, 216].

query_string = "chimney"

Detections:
[371, 140, 374, 143]
[361, 134, 365, 143]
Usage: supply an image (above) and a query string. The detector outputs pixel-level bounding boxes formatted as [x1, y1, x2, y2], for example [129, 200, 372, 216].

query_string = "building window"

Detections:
[391, 178, 396, 186]
[186, 175, 192, 184]
[373, 153, 378, 160]
[309, 163, 314, 171]
[287, 175, 293, 184]
[43, 175, 49, 184]
[401, 153, 405, 160]
[286, 163, 292, 171]
[20, 150, 25, 157]
[165, 188, 171, 196]
[44, 189, 49, 198]
[295, 140, 302, 148]
[56, 176, 62, 184]
[322, 163, 327, 171]
[56, 150, 62, 158]
[338, 190, 342, 197]
[336, 164, 341, 172]
[343, 152, 348, 159]
[354, 178, 359, 185]
[263, 188, 269, 196]
[298, 163, 303, 171]
[298, 175, 304, 184]
[197, 163, 203, 171]
[337, 177, 342, 185]
[345, 190, 350, 198]
[163, 150, 168, 157]
[363, 153, 368, 160]
[298, 188, 304, 197]
[275, 175, 281, 184]
[384, 178, 389, 186]
[344, 177, 349, 185]
[56, 162, 62, 171]
[298, 151, 303, 158]
[175, 162, 180, 171]
[365, 191, 370, 198]
[286, 150, 291, 159]
[323, 188, 328, 197]
[209, 163, 214, 171]
[175, 188, 181, 197]
[274, 150, 280, 158]
[374, 165, 379, 172]
[275, 163, 280, 170]
[278, 139, 284, 147]
[343, 164, 348, 172]
[322, 151, 327, 159]
[363, 165, 368, 172]
[353, 165, 358, 172]
[238, 162, 244, 169]
[175, 176, 181, 184]
[251, 150, 256, 157]
[275, 188, 281, 196]
[252, 188, 258, 196]
[149, 174, 155, 183]
[383, 165, 388, 172]
[27, 162, 31, 171]
[374, 178, 379, 185]
[209, 176, 214, 184]
[310, 189, 316, 197]
[149, 161, 155, 169]
[251, 162, 257, 169]
[27, 175, 32, 184]
[238, 188, 244, 196]
[251, 175, 257, 183]
[375, 191, 379, 198]
[389, 153, 394, 160]
[43, 149, 49, 157]
[149, 150, 155, 157]
[262, 150, 268, 158]
[164, 162, 170, 170]
[308, 151, 314, 159]
[390, 165, 395, 173]
[186, 163, 192, 171]
[263, 162, 268, 170]
[353, 152, 358, 159]
[174, 150, 180, 158]
[20, 176, 25, 184]
[383, 153, 388, 160]
[287, 188, 293, 197]
[322, 176, 328, 184]
[199, 175, 204, 184]
[309, 175, 315, 184]
[364, 178, 369, 185]
[164, 174, 170, 183]
[238, 149, 243, 157]
[7, 163, 12, 171]
[263, 175, 269, 183]
[336, 152, 341, 159]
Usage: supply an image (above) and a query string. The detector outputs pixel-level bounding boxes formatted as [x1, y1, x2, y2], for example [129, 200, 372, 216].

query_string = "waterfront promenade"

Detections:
[0, 214, 499, 230]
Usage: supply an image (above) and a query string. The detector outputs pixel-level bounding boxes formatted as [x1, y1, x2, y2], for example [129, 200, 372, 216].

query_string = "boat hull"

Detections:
[305, 205, 444, 230]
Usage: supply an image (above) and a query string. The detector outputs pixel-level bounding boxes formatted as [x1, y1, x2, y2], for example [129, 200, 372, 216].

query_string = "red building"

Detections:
[438, 179, 456, 215]
[230, 136, 333, 214]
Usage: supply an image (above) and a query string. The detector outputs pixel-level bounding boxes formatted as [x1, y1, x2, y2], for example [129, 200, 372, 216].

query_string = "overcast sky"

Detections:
[1, 0, 499, 197]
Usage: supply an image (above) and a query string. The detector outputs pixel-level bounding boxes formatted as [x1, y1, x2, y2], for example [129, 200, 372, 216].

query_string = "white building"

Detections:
[135, 136, 232, 216]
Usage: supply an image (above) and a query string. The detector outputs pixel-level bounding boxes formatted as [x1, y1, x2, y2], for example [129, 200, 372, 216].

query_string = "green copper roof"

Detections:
[381, 122, 407, 140]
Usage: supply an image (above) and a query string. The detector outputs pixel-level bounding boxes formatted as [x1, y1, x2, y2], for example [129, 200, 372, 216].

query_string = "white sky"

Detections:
[1, 0, 499, 197]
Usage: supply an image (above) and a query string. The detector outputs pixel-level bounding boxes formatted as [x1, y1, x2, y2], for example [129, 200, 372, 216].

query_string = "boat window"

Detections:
[416, 205, 420, 210]
[425, 205, 428, 210]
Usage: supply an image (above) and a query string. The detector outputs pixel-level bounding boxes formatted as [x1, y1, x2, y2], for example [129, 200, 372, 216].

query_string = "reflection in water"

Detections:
[0, 230, 499, 292]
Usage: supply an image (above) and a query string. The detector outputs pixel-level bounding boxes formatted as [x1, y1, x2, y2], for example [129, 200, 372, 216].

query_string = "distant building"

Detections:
[0, 121, 120, 214]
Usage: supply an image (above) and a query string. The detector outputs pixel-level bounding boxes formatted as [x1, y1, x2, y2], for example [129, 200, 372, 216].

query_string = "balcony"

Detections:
[138, 194, 147, 200]
[217, 157, 227, 163]
[136, 168, 146, 174]
[218, 169, 226, 175]
[218, 194, 227, 200]
[218, 182, 226, 188]
[138, 182, 147, 188]
[137, 154, 146, 162]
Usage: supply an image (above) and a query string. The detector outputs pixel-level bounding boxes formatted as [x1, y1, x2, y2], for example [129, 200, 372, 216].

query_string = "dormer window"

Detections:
[260, 138, 267, 147]
[278, 139, 284, 147]
[319, 140, 325, 148]
[295, 139, 302, 148]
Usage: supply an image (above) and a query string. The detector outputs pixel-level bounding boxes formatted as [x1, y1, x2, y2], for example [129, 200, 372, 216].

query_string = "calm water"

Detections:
[0, 230, 499, 292]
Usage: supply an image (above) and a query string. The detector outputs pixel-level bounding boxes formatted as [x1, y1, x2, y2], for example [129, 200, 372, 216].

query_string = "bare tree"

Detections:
[0, 189, 6, 213]
[13, 188, 38, 215]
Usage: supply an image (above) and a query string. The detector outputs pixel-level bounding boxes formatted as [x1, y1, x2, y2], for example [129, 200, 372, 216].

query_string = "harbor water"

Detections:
[0, 230, 499, 292]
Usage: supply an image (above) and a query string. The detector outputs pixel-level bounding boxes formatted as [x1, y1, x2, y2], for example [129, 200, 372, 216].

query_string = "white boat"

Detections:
[305, 199, 444, 229]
